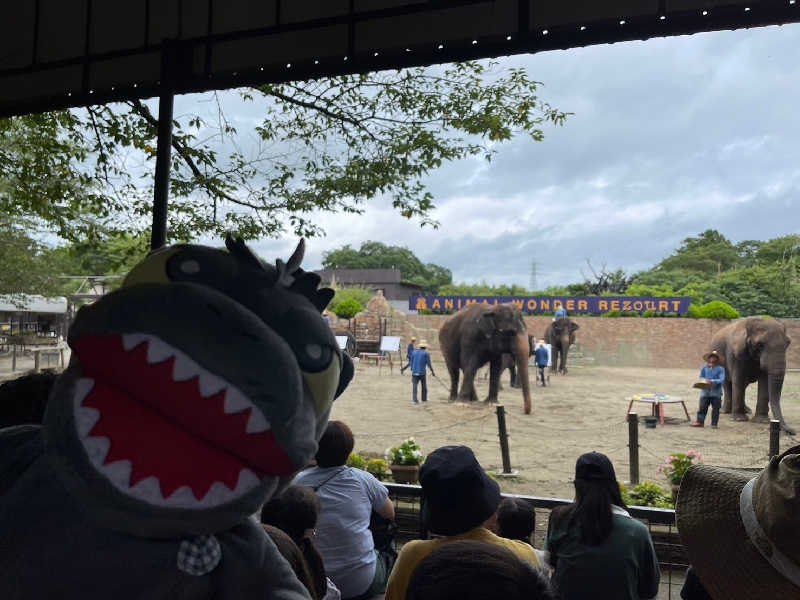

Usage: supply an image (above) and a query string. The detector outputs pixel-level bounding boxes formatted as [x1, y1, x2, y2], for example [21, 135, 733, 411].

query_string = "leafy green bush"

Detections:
[627, 482, 674, 509]
[641, 309, 657, 318]
[386, 438, 424, 466]
[601, 310, 622, 318]
[333, 298, 363, 320]
[690, 301, 740, 320]
[346, 453, 367, 470]
[366, 458, 388, 479]
[329, 286, 373, 311]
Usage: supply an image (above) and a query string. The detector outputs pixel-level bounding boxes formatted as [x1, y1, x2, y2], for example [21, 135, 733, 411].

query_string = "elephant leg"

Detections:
[447, 363, 460, 402]
[721, 379, 733, 414]
[485, 358, 502, 403]
[458, 360, 481, 403]
[730, 371, 749, 422]
[751, 373, 771, 423]
[509, 363, 520, 389]
[550, 347, 559, 374]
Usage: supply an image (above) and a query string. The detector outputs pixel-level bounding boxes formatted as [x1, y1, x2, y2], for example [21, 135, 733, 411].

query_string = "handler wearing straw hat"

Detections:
[691, 350, 725, 429]
[676, 444, 800, 598]
[410, 340, 435, 405]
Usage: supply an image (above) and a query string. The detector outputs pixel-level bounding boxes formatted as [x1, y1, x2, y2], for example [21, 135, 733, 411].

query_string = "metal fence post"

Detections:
[628, 412, 640, 485]
[769, 420, 781, 459]
[496, 404, 512, 474]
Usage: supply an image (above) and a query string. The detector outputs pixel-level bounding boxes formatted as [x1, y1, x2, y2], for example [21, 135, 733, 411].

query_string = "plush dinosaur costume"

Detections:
[0, 236, 353, 599]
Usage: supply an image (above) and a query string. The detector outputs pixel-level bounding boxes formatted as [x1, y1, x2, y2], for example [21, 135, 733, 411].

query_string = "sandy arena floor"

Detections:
[332, 361, 800, 499]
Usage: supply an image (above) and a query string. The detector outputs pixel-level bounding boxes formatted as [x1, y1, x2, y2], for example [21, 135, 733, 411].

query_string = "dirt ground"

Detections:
[3, 350, 798, 499]
[332, 361, 800, 499]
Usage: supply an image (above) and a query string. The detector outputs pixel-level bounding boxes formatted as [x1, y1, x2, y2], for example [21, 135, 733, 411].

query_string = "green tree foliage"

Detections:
[438, 282, 532, 296]
[333, 298, 363, 320]
[323, 241, 452, 294]
[688, 301, 740, 320]
[328, 287, 373, 313]
[1, 63, 567, 243]
[630, 231, 799, 317]
[0, 216, 67, 297]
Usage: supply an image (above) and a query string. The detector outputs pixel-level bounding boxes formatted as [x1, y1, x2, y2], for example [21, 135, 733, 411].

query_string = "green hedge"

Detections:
[687, 301, 740, 319]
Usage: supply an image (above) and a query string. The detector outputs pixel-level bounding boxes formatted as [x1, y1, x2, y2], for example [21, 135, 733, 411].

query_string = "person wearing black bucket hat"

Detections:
[546, 452, 660, 600]
[384, 446, 541, 600]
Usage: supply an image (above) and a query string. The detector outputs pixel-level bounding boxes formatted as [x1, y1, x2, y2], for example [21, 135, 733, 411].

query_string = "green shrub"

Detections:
[329, 286, 372, 311]
[602, 310, 622, 318]
[641, 309, 657, 318]
[691, 301, 740, 320]
[333, 298, 363, 320]
[366, 458, 388, 479]
[687, 304, 703, 319]
[627, 481, 674, 509]
[619, 482, 632, 506]
[346, 452, 367, 470]
[386, 438, 424, 466]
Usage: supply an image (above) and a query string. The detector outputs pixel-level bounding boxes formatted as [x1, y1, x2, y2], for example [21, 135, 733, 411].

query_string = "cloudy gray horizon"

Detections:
[217, 23, 800, 288]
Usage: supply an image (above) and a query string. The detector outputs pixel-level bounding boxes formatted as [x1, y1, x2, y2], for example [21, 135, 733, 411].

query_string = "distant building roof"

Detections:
[0, 294, 68, 314]
[316, 269, 405, 285]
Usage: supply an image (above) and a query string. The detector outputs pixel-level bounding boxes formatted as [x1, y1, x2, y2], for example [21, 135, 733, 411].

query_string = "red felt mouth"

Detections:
[71, 335, 295, 503]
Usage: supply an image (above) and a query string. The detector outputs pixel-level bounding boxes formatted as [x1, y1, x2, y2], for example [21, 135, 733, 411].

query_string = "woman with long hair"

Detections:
[545, 452, 660, 600]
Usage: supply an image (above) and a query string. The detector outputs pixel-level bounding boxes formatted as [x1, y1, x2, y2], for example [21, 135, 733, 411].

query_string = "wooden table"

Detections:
[358, 352, 393, 374]
[627, 394, 691, 426]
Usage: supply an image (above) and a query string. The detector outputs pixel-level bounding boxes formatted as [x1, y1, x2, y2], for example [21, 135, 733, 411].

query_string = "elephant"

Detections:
[439, 303, 532, 414]
[710, 318, 793, 434]
[544, 318, 579, 374]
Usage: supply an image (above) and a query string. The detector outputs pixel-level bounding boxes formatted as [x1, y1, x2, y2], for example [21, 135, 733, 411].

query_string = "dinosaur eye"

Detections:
[180, 260, 200, 274]
[298, 343, 332, 373]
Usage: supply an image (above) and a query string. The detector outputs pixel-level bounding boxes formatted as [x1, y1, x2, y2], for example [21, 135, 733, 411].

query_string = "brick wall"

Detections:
[329, 296, 800, 369]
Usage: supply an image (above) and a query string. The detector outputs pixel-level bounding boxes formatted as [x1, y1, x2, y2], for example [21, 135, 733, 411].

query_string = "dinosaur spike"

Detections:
[286, 240, 305, 274]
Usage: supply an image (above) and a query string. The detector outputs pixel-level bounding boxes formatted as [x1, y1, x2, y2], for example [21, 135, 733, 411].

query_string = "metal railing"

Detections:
[385, 483, 687, 600]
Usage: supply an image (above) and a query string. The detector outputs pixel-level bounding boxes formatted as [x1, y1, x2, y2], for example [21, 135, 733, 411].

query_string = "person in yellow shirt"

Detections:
[384, 446, 541, 600]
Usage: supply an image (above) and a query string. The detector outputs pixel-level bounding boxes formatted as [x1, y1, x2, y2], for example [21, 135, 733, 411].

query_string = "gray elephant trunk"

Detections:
[514, 333, 532, 414]
[768, 371, 793, 434]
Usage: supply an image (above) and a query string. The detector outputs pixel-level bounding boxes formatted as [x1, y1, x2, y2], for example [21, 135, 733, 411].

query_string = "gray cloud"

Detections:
[238, 24, 800, 288]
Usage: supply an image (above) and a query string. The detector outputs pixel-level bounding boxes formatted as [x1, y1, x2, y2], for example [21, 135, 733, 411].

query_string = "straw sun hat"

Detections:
[702, 349, 722, 362]
[676, 445, 800, 599]
[418, 340, 428, 349]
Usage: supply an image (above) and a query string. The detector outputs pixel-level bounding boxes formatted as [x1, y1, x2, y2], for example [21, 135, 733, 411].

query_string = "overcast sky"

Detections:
[199, 23, 800, 289]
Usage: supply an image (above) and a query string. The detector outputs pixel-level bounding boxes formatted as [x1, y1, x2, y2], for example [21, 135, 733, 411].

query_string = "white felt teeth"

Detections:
[102, 459, 133, 488]
[224, 388, 251, 414]
[146, 337, 174, 364]
[172, 354, 199, 382]
[198, 372, 226, 398]
[122, 333, 150, 351]
[246, 408, 270, 434]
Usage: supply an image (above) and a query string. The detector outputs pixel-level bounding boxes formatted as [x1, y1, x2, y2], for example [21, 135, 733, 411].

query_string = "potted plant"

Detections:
[659, 449, 702, 501]
[386, 438, 424, 484]
[346, 452, 367, 470]
[366, 458, 388, 481]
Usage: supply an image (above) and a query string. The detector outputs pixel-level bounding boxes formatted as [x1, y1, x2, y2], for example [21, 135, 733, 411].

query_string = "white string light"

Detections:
[437, 44, 444, 49]
[542, 29, 549, 35]
[619, 20, 626, 25]
[506, 35, 512, 41]
[660, 15, 666, 20]
[745, 6, 751, 11]
[373, 52, 379, 56]
[471, 40, 477, 45]
[580, 25, 586, 31]
[702, 10, 708, 15]
[285, 63, 291, 68]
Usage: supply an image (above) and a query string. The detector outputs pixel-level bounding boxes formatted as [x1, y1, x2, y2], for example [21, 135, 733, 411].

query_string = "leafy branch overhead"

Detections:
[0, 62, 568, 243]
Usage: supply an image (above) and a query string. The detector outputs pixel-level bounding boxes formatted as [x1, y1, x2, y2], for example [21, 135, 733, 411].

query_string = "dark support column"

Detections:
[151, 43, 178, 250]
[496, 404, 512, 474]
[151, 90, 174, 250]
[627, 412, 639, 485]
[769, 420, 780, 459]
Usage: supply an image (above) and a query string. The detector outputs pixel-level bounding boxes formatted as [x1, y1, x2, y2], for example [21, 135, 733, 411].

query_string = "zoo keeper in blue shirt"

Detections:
[534, 340, 549, 387]
[692, 350, 726, 429]
[400, 337, 416, 374]
[410, 340, 435, 404]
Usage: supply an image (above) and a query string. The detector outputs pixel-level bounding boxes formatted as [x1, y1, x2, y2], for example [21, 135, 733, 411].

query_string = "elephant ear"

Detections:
[569, 321, 580, 332]
[728, 324, 749, 363]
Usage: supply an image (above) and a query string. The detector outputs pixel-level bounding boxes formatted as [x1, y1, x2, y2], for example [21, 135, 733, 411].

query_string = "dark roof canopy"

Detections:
[2, 0, 798, 119]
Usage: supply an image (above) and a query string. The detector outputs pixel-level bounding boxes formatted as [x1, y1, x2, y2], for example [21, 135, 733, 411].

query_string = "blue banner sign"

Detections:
[408, 296, 691, 315]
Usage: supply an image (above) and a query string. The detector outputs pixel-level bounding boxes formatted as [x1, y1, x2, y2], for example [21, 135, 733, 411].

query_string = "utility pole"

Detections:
[529, 261, 538, 292]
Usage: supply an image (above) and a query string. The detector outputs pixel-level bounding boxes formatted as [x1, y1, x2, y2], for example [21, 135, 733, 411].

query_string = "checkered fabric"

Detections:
[176, 534, 221, 576]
